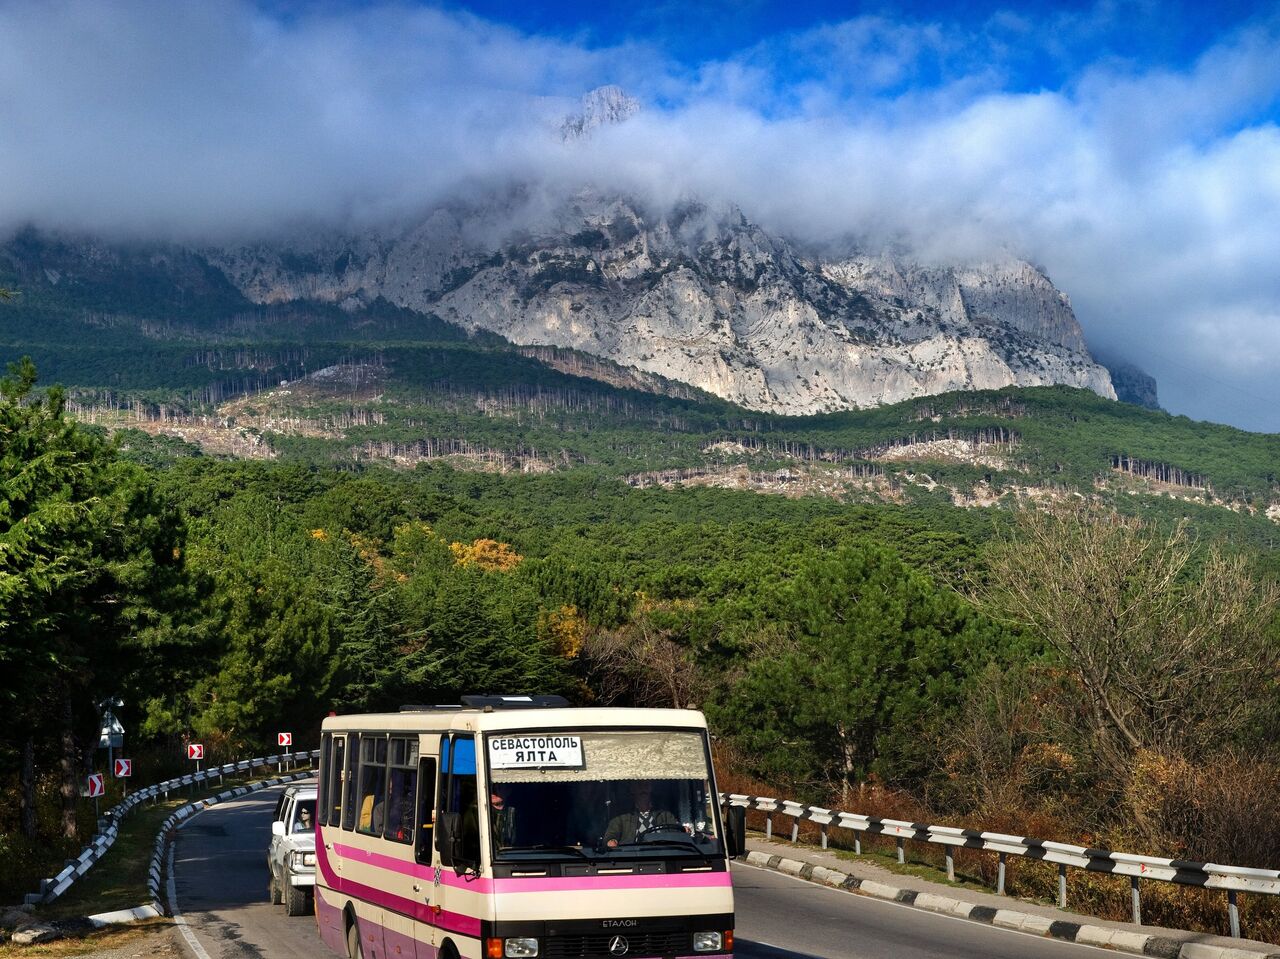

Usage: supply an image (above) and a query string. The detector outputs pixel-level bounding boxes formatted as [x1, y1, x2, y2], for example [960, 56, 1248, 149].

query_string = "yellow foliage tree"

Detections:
[539, 604, 587, 659]
[449, 538, 523, 572]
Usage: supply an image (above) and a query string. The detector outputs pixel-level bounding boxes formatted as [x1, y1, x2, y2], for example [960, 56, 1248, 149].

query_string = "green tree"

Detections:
[714, 543, 1010, 802]
[0, 357, 186, 838]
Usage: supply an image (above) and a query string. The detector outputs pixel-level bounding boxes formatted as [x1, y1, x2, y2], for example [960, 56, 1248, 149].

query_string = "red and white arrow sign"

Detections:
[113, 758, 132, 778]
[277, 732, 292, 747]
[87, 773, 105, 797]
[187, 743, 204, 760]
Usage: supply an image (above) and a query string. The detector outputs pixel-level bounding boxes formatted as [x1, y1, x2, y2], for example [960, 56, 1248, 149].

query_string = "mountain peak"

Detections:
[560, 85, 641, 141]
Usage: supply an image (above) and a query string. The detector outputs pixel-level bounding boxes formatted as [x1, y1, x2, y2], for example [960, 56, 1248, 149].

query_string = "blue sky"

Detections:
[2, 0, 1279, 429]
[440, 0, 1271, 90]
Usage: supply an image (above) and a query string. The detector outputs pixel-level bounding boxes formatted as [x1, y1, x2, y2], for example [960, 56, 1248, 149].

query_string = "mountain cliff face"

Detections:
[207, 193, 1114, 414]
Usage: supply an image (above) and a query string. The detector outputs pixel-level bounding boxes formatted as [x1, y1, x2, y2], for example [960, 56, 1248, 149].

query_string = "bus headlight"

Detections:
[693, 931, 723, 952]
[504, 938, 539, 957]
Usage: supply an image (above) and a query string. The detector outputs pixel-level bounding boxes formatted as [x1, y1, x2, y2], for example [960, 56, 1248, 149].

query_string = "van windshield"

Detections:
[485, 729, 722, 860]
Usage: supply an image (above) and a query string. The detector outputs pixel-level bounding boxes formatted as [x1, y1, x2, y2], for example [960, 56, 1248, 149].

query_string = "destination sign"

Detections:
[489, 735, 584, 769]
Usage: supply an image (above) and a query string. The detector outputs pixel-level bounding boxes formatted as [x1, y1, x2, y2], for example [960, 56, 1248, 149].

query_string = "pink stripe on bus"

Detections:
[493, 873, 732, 893]
[316, 834, 482, 938]
[322, 828, 729, 900]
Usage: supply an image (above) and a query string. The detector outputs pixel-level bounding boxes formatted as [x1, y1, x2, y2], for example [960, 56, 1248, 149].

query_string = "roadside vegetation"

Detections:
[2, 354, 1279, 942]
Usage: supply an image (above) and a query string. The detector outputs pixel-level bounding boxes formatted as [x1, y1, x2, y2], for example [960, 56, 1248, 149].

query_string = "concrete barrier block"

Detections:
[992, 910, 1027, 930]
[915, 893, 961, 915]
[778, 858, 805, 876]
[859, 881, 901, 900]
[1179, 946, 1278, 959]
[1106, 931, 1152, 954]
[1022, 916, 1057, 937]
[1075, 926, 1115, 947]
[809, 867, 843, 886]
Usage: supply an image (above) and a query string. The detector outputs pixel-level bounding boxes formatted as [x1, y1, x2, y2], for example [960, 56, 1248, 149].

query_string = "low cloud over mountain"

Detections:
[1, 1, 1278, 428]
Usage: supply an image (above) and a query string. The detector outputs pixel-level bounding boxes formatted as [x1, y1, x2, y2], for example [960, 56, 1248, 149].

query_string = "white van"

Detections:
[314, 695, 744, 959]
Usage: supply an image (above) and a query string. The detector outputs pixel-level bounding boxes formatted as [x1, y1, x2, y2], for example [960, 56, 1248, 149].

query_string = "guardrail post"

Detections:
[1058, 864, 1067, 908]
[896, 837, 905, 864]
[945, 849, 954, 882]
[765, 813, 772, 840]
[854, 836, 861, 855]
[1130, 876, 1141, 925]
[820, 823, 828, 850]
[791, 820, 799, 843]
[997, 852, 1007, 895]
[1228, 890, 1241, 938]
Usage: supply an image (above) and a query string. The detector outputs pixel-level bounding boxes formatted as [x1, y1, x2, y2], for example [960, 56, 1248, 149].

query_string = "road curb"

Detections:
[742, 851, 1280, 959]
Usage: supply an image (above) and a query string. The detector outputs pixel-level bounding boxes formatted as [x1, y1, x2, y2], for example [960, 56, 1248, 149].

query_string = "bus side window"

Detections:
[328, 736, 346, 826]
[451, 736, 480, 863]
[437, 736, 479, 865]
[341, 734, 359, 831]
[318, 733, 332, 826]
[384, 737, 419, 844]
[357, 735, 388, 836]
[414, 756, 437, 865]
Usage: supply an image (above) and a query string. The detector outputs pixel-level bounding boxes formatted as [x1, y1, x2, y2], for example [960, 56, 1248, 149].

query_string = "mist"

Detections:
[2, 0, 1279, 430]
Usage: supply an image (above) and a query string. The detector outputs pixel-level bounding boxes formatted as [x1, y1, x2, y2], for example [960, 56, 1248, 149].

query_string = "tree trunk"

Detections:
[20, 736, 37, 838]
[60, 696, 79, 841]
[837, 723, 855, 807]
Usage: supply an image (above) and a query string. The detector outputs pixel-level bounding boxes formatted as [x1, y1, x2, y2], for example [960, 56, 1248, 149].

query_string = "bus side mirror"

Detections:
[437, 812, 457, 866]
[725, 806, 747, 859]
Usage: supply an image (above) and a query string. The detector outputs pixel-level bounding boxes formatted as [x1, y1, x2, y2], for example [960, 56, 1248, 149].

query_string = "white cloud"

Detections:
[1, 1, 1279, 428]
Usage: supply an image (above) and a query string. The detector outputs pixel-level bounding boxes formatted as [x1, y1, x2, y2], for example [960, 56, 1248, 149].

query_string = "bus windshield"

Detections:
[485, 729, 722, 860]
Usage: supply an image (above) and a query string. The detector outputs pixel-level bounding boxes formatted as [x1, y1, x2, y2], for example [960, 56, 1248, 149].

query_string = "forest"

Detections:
[3, 352, 1280, 943]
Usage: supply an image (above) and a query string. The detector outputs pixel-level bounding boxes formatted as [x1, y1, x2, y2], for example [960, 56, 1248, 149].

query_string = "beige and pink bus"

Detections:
[315, 695, 744, 959]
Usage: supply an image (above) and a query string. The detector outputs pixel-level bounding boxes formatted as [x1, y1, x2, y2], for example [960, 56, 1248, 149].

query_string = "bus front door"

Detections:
[435, 734, 482, 959]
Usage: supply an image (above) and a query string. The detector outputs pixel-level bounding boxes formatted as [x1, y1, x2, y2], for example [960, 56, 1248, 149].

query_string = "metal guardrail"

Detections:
[723, 792, 1277, 938]
[23, 750, 319, 907]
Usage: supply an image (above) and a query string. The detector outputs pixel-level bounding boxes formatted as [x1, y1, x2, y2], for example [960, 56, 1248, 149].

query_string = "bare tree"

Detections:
[580, 606, 709, 710]
[970, 506, 1280, 779]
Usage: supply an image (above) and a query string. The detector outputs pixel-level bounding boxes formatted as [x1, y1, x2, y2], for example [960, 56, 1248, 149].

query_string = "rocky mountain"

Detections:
[1094, 351, 1160, 410]
[2, 81, 1122, 416]
[206, 191, 1114, 414]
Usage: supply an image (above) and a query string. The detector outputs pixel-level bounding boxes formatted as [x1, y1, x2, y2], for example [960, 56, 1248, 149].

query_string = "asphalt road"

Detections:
[169, 787, 1111, 959]
[171, 789, 322, 959]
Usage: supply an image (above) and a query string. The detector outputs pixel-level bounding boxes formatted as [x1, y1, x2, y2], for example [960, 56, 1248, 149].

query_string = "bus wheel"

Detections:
[346, 919, 362, 959]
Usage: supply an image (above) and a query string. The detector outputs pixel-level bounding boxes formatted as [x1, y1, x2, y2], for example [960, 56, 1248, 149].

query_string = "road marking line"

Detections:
[167, 839, 214, 959]
[732, 861, 1117, 955]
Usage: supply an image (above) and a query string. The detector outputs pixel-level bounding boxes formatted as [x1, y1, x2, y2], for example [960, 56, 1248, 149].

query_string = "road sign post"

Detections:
[277, 733, 292, 771]
[187, 743, 204, 791]
[86, 773, 104, 819]
[113, 758, 132, 797]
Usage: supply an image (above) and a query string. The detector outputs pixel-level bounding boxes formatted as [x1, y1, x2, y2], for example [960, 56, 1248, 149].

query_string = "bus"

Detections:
[314, 695, 745, 959]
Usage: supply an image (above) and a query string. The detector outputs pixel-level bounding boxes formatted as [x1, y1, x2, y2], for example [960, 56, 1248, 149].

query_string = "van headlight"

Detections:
[504, 938, 539, 957]
[291, 850, 316, 868]
[693, 931, 723, 952]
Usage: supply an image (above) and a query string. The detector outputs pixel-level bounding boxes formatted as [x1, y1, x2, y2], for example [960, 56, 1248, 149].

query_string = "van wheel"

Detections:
[346, 919, 362, 959]
[268, 871, 282, 905]
[285, 879, 309, 916]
